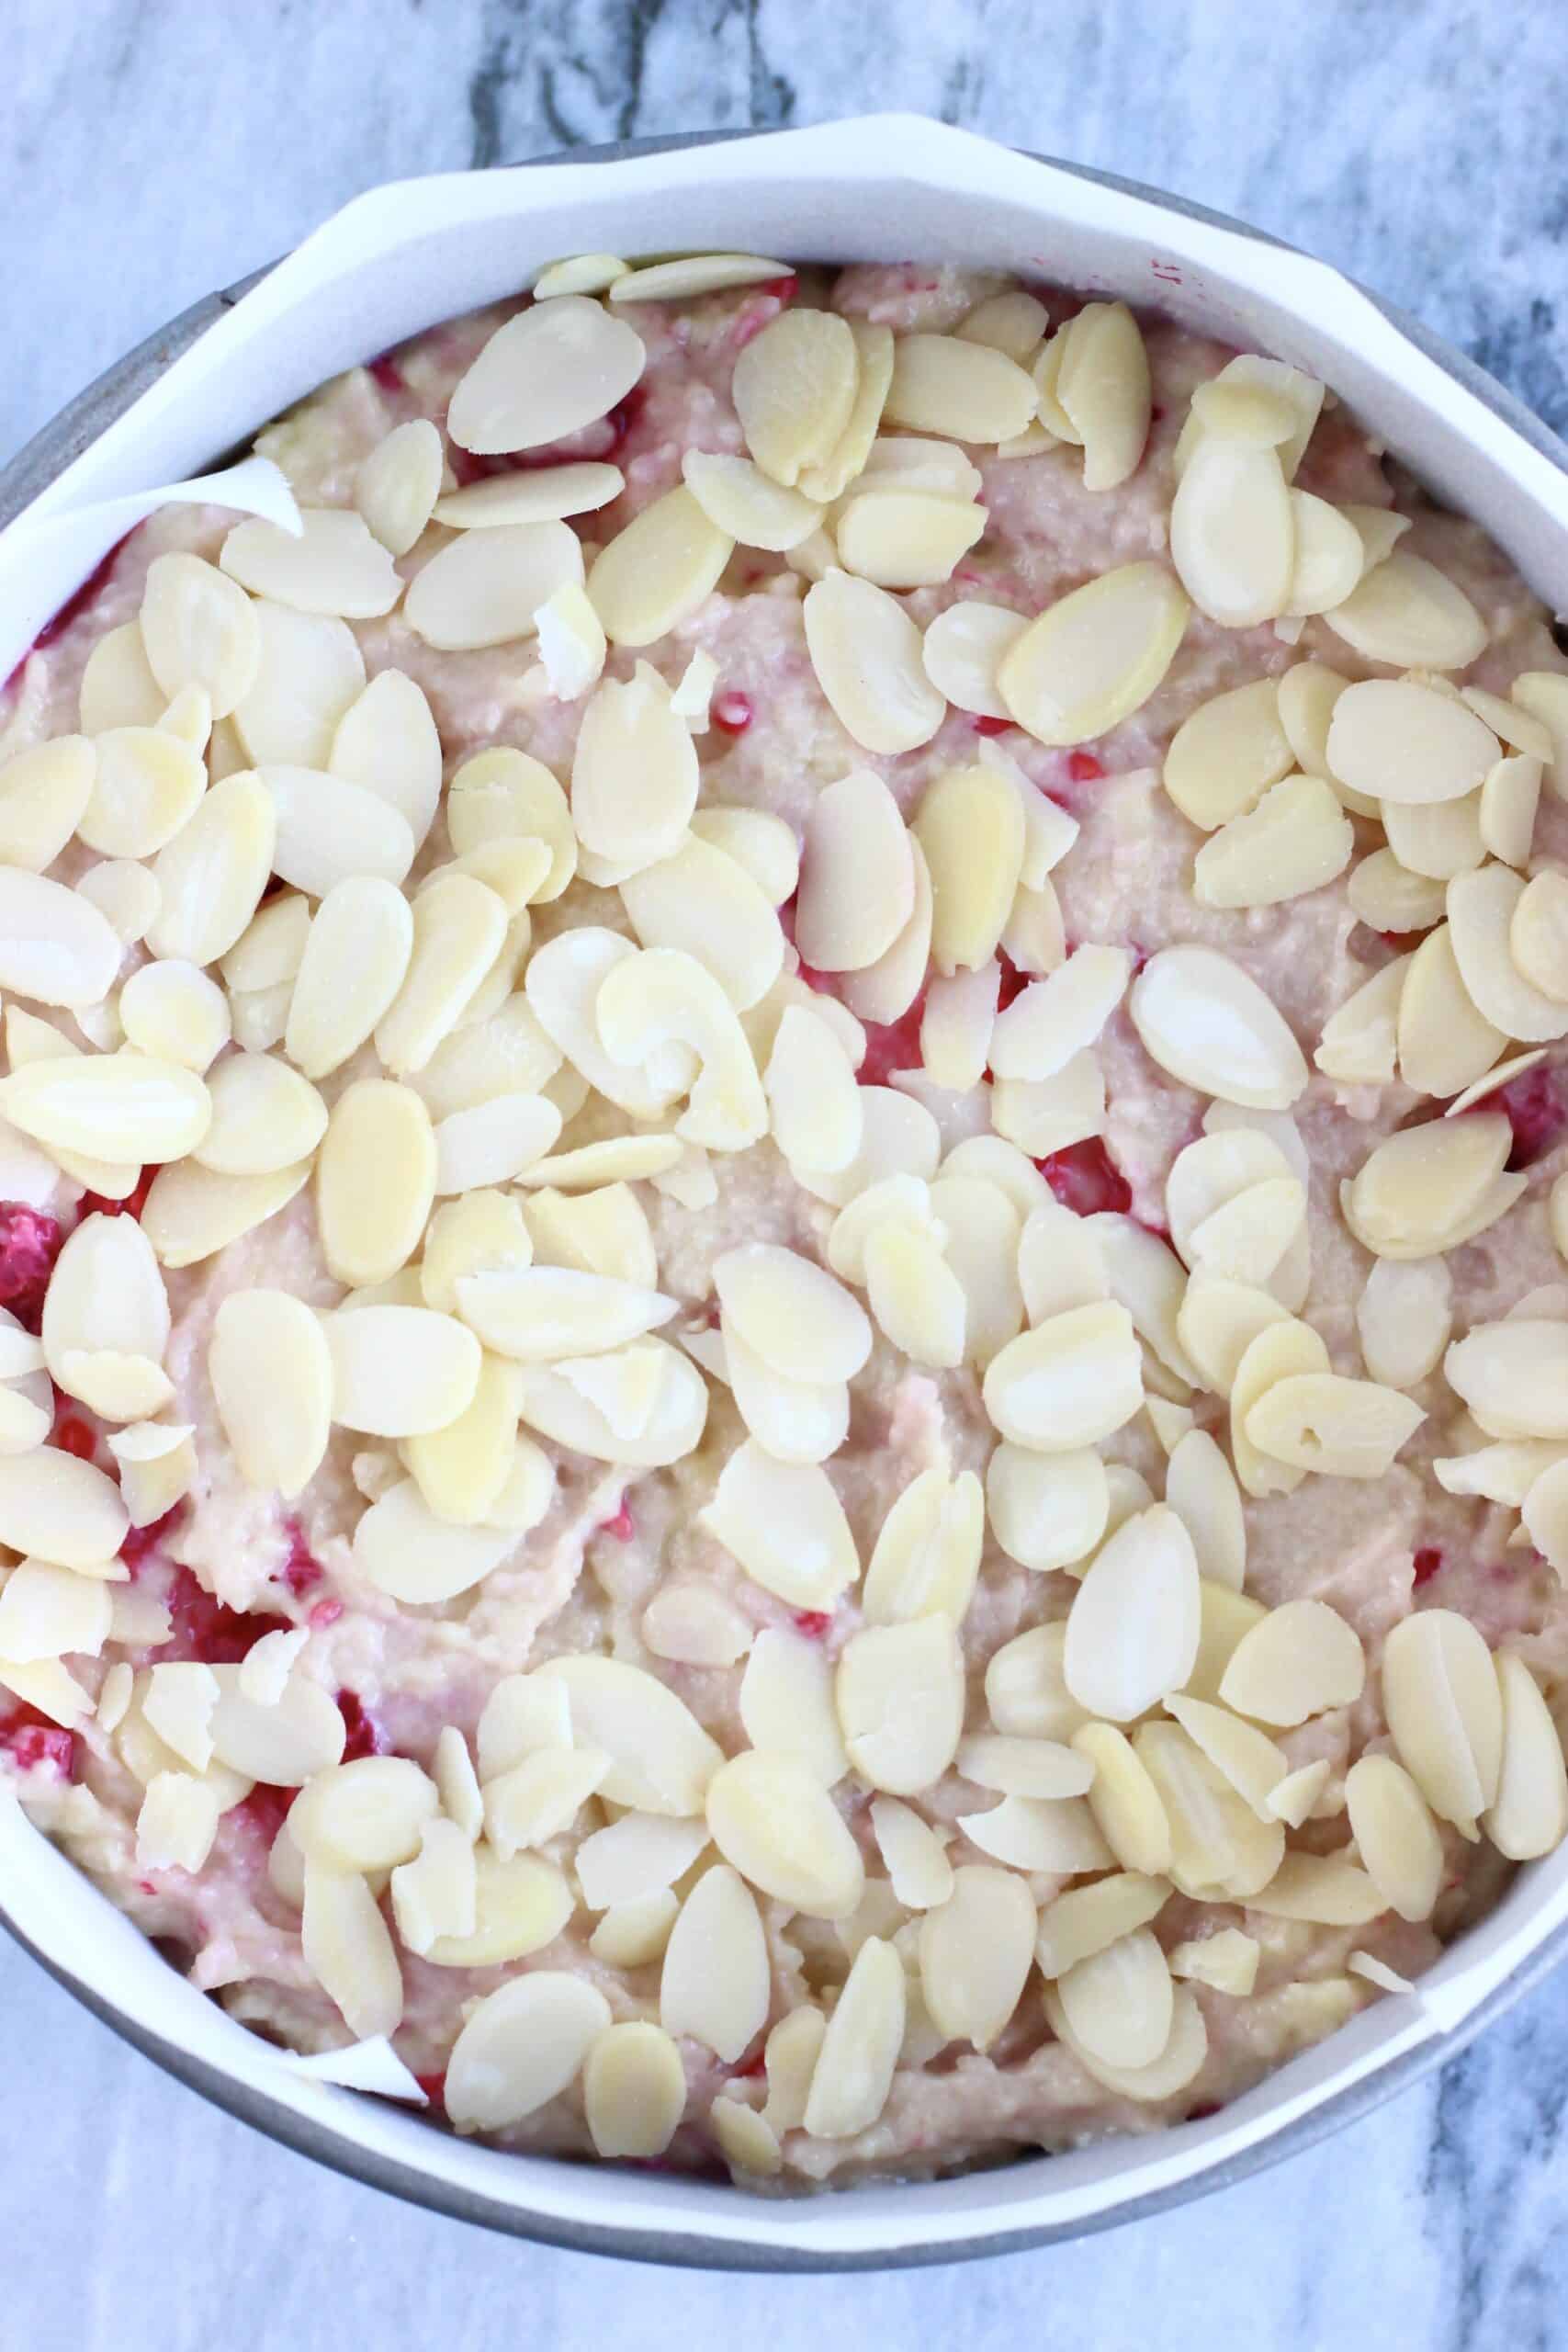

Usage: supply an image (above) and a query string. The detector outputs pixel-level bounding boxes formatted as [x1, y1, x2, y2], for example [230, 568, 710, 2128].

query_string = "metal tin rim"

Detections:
[3, 129, 1566, 2272]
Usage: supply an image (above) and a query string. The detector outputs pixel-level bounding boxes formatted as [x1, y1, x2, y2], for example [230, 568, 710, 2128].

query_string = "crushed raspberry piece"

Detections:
[1, 1707, 76, 1781]
[237, 1782, 294, 1849]
[1489, 1058, 1568, 1170]
[34, 530, 135, 653]
[309, 1597, 344, 1631]
[1038, 1137, 1133, 1216]
[1412, 1546, 1444, 1587]
[51, 1408, 97, 1462]
[995, 949, 1030, 1014]
[166, 1565, 289, 1665]
[119, 1500, 187, 1576]
[711, 691, 754, 735]
[79, 1166, 156, 1221]
[1186, 2099, 1221, 2122]
[0, 1203, 64, 1327]
[337, 1690, 388, 1760]
[793, 1610, 832, 1639]
[415, 2071, 448, 2111]
[759, 275, 798, 304]
[728, 2046, 768, 2079]
[275, 1517, 325, 1597]
[599, 1501, 636, 1542]
[1066, 751, 1105, 784]
[971, 714, 1013, 736]
[367, 351, 405, 394]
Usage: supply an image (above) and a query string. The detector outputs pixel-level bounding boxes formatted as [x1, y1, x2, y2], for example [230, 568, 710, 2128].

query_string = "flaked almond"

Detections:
[1228, 1315, 1329, 1500]
[983, 1300, 1144, 1451]
[921, 600, 1028, 719]
[140, 1158, 311, 1269]
[1479, 752, 1543, 869]
[118, 959, 231, 1073]
[329, 668, 442, 841]
[0, 1051, 209, 1165]
[986, 1442, 1107, 1573]
[1347, 849, 1447, 935]
[447, 296, 645, 454]
[833, 479, 985, 591]
[1382, 1608, 1504, 1834]
[803, 571, 946, 754]
[1165, 1428, 1247, 1590]
[885, 333, 1036, 443]
[445, 1973, 610, 2132]
[706, 1750, 864, 1917]
[732, 308, 860, 487]
[1130, 945, 1307, 1109]
[147, 772, 276, 965]
[699, 1439, 857, 1609]
[220, 509, 400, 620]
[739, 1628, 848, 1787]
[998, 562, 1189, 746]
[447, 746, 575, 899]
[1072, 1722, 1172, 1875]
[1163, 678, 1293, 831]
[284, 875, 414, 1080]
[404, 520, 584, 650]
[1245, 1371, 1424, 1479]
[1344, 1112, 1514, 1261]
[1062, 1505, 1200, 1722]
[1328, 677, 1498, 806]
[315, 1080, 435, 1288]
[1245, 1852, 1385, 1926]
[1484, 1649, 1568, 1860]
[1192, 772, 1352, 909]
[918, 1864, 1038, 2051]
[795, 768, 916, 971]
[1345, 1754, 1444, 1920]
[236, 604, 367, 771]
[209, 1288, 332, 1498]
[1170, 439, 1293, 627]
[587, 487, 733, 647]
[1357, 1255, 1452, 1389]
[1325, 551, 1488, 670]
[0, 736, 96, 870]
[355, 417, 443, 555]
[139, 553, 262, 717]
[837, 1611, 964, 1795]
[1448, 861, 1568, 1041]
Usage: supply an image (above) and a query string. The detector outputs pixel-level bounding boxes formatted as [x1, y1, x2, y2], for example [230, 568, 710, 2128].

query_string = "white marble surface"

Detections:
[6, 0, 1568, 2342]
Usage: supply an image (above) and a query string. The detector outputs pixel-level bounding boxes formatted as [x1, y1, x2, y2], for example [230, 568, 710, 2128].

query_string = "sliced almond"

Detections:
[209, 1288, 332, 1498]
[446, 1972, 610, 2131]
[1328, 678, 1498, 806]
[586, 487, 733, 648]
[147, 772, 276, 965]
[1245, 1371, 1424, 1479]
[739, 1628, 848, 1787]
[1325, 552, 1488, 671]
[705, 1750, 864, 1917]
[885, 333, 1036, 443]
[1170, 439, 1293, 627]
[1382, 1607, 1504, 1834]
[1062, 1505, 1200, 1722]
[1071, 1721, 1172, 1874]
[795, 768, 915, 971]
[837, 1612, 964, 1795]
[220, 510, 400, 620]
[732, 308, 860, 487]
[1245, 1852, 1385, 1926]
[1192, 772, 1352, 909]
[315, 1080, 435, 1287]
[1347, 849, 1447, 934]
[917, 1864, 1038, 2051]
[1228, 1315, 1328, 1500]
[1484, 1649, 1568, 1860]
[1130, 945, 1307, 1109]
[1165, 1428, 1247, 1590]
[1163, 679, 1293, 831]
[1344, 1112, 1513, 1261]
[921, 600, 1028, 718]
[139, 552, 262, 717]
[998, 562, 1189, 746]
[1345, 1753, 1444, 1920]
[983, 1300, 1144, 1451]
[803, 571, 946, 754]
[447, 297, 645, 454]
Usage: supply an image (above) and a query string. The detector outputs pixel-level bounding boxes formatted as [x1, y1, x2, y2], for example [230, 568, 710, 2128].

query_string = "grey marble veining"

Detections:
[6, 1, 1568, 2346]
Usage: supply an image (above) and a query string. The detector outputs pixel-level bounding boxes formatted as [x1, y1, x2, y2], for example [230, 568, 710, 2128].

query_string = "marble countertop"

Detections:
[6, 0, 1568, 2344]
